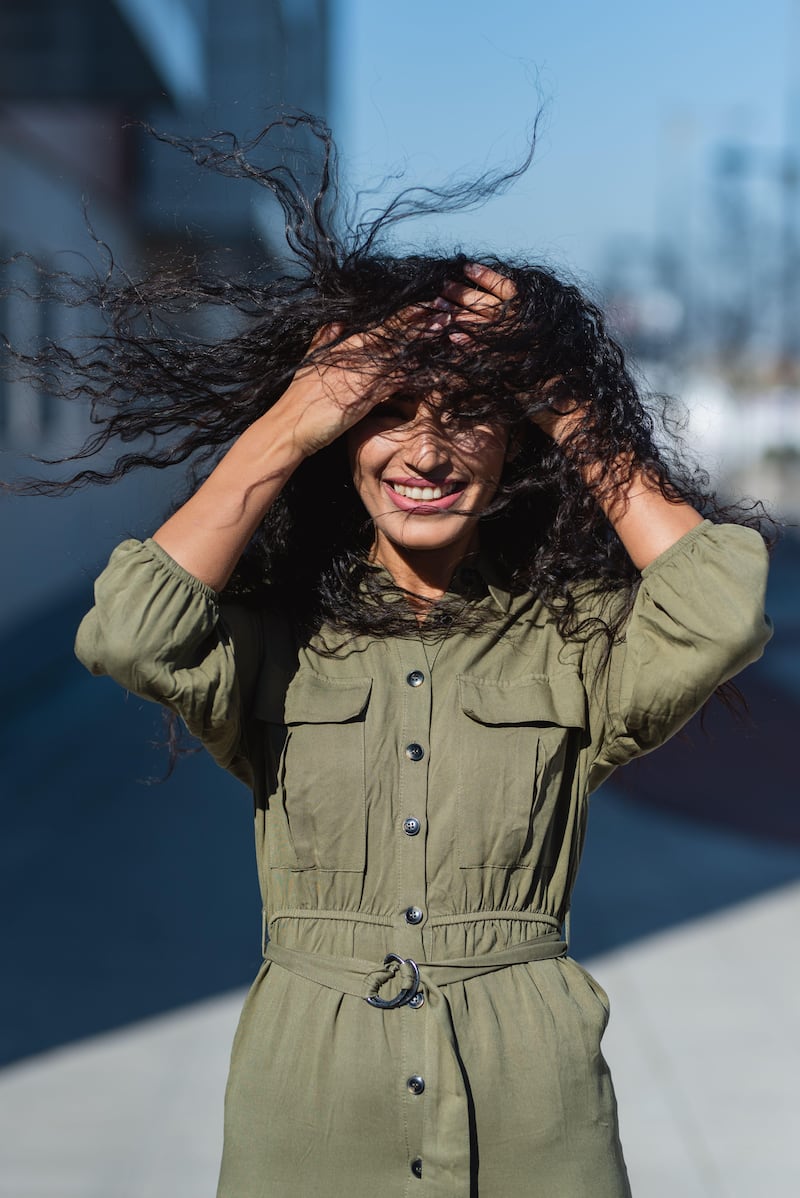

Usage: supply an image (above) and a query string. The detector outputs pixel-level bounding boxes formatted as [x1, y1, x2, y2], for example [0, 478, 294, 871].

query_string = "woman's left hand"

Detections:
[435, 261, 515, 338]
[436, 263, 581, 443]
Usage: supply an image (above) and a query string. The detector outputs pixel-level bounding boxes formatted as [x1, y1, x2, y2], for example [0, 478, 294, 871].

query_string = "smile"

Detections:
[383, 480, 467, 511]
[391, 481, 461, 500]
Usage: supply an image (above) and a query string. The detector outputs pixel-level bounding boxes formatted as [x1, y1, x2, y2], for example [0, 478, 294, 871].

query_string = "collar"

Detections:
[449, 552, 512, 613]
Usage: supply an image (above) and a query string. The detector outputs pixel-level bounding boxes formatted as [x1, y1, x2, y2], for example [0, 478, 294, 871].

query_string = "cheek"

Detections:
[346, 428, 388, 508]
[454, 431, 509, 484]
[346, 426, 373, 486]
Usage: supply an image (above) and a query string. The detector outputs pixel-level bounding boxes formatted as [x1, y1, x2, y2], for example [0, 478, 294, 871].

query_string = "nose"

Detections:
[403, 410, 450, 475]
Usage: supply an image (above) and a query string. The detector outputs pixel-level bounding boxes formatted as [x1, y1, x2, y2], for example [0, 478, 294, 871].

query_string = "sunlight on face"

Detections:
[346, 397, 509, 567]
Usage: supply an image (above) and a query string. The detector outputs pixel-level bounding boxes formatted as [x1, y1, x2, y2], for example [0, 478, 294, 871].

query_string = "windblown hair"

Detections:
[2, 112, 770, 647]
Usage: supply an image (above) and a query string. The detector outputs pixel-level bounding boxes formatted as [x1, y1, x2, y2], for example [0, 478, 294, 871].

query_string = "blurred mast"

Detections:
[781, 0, 800, 368]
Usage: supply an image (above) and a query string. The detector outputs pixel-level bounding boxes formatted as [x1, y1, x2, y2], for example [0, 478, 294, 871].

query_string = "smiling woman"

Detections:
[346, 385, 509, 596]
[9, 114, 773, 1197]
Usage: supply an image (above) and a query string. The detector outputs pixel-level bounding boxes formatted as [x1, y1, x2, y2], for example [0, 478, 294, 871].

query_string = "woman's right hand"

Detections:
[148, 310, 428, 591]
[271, 316, 421, 459]
[269, 326, 371, 458]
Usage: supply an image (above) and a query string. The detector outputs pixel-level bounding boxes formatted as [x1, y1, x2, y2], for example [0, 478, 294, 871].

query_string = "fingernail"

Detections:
[464, 263, 482, 278]
[434, 296, 453, 310]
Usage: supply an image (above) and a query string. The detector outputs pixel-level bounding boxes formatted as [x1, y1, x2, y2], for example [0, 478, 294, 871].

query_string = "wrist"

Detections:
[240, 402, 311, 475]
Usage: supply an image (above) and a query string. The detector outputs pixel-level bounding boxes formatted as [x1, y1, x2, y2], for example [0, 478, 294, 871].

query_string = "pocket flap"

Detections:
[280, 672, 372, 725]
[458, 671, 586, 729]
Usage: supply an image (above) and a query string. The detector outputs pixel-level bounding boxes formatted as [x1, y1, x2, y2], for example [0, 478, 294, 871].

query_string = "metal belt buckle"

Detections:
[366, 953, 421, 1009]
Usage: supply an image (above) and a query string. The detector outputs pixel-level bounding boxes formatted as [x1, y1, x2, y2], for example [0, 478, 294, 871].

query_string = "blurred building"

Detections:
[599, 114, 800, 520]
[0, 0, 330, 635]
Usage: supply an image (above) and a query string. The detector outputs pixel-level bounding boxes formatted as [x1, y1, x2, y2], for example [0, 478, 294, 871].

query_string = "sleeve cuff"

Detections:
[141, 538, 221, 605]
[639, 518, 712, 579]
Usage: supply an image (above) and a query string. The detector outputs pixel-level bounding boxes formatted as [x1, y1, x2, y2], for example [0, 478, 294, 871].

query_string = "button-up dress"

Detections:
[75, 520, 771, 1197]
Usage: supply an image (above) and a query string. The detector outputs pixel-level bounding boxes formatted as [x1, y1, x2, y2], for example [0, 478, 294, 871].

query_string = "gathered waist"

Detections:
[264, 906, 564, 960]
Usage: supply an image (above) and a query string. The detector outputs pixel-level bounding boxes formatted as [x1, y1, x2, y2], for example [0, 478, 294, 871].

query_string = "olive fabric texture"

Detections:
[75, 520, 771, 1197]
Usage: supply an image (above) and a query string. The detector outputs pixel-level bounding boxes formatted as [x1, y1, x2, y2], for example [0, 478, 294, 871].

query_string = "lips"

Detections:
[383, 479, 467, 512]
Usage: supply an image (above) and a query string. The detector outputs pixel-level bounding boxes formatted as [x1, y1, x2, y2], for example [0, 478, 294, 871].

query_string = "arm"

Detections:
[75, 538, 262, 784]
[561, 448, 703, 573]
[440, 264, 770, 783]
[75, 311, 431, 772]
[585, 520, 771, 789]
[75, 325, 391, 775]
[152, 325, 392, 591]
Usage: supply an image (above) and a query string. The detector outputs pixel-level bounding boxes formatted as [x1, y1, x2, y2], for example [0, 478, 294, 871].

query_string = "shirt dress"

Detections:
[74, 519, 771, 1197]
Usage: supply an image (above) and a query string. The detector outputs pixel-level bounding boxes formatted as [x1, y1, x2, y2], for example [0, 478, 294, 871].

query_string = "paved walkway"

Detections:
[1, 873, 797, 1197]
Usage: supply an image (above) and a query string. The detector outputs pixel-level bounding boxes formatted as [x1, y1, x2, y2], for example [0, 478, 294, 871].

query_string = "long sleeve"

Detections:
[75, 538, 264, 786]
[587, 520, 772, 791]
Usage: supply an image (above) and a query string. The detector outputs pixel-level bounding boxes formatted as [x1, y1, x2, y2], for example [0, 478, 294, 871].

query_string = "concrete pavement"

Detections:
[1, 864, 797, 1197]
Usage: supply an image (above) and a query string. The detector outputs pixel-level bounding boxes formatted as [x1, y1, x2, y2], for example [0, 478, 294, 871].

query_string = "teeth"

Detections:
[391, 482, 460, 501]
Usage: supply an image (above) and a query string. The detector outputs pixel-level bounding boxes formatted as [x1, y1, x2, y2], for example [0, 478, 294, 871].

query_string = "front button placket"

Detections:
[391, 641, 433, 1183]
[392, 643, 431, 960]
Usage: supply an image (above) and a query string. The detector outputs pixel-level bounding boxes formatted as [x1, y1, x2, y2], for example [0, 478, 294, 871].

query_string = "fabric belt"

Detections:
[264, 932, 568, 1195]
[265, 932, 567, 1003]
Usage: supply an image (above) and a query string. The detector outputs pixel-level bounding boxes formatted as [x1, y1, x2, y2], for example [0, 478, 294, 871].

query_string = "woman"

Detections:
[43, 121, 770, 1194]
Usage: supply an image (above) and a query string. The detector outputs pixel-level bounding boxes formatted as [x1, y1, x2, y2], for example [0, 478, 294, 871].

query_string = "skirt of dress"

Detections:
[216, 954, 632, 1198]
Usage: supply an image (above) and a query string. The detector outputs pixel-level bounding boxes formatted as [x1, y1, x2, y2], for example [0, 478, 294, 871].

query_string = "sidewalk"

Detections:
[1, 870, 797, 1197]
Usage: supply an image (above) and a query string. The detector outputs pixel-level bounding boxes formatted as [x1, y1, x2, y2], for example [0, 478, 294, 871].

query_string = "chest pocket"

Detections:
[256, 671, 372, 872]
[456, 671, 586, 869]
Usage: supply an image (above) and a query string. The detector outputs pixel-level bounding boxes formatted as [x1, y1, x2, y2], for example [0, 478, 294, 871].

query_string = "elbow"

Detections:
[713, 609, 773, 686]
[74, 612, 146, 691]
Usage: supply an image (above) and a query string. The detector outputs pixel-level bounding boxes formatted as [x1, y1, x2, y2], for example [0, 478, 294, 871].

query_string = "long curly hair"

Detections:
[2, 111, 770, 647]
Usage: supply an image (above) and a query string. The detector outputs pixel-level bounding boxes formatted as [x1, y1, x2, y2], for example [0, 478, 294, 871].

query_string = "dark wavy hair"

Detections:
[2, 111, 771, 648]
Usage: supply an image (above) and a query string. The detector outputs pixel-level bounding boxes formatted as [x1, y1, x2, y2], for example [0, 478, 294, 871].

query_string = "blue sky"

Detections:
[331, 0, 796, 277]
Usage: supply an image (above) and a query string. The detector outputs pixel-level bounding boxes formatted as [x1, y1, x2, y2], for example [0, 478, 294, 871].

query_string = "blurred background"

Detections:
[0, 2, 798, 1196]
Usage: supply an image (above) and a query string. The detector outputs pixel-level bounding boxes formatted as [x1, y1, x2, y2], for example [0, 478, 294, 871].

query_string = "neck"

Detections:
[370, 532, 479, 602]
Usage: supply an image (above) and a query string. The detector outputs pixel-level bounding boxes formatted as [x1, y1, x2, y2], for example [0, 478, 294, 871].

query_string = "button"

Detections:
[407, 1075, 425, 1095]
[408, 990, 425, 1009]
[405, 906, 424, 925]
[411, 1158, 423, 1178]
[405, 743, 424, 761]
[402, 817, 421, 836]
[407, 670, 425, 687]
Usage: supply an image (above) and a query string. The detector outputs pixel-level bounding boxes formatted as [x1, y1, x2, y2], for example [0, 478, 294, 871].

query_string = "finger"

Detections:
[312, 322, 345, 347]
[440, 280, 501, 313]
[463, 262, 517, 301]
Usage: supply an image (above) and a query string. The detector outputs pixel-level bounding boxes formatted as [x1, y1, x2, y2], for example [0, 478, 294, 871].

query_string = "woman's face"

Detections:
[346, 396, 509, 565]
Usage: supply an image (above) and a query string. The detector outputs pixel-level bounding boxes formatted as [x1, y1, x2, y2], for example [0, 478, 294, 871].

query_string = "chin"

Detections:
[377, 516, 474, 554]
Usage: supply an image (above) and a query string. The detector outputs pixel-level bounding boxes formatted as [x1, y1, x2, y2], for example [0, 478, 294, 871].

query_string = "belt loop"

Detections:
[563, 908, 571, 950]
[262, 908, 268, 959]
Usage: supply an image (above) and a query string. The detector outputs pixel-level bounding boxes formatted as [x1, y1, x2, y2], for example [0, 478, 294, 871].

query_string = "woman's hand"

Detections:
[149, 308, 432, 590]
[271, 324, 387, 459]
[436, 262, 516, 340]
[273, 307, 441, 458]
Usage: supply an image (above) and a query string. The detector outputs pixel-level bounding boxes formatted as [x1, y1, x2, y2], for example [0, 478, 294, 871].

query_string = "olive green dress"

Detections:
[75, 520, 770, 1197]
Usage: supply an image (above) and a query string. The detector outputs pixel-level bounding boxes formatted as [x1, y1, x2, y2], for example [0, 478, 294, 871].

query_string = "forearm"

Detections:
[152, 403, 306, 591]
[591, 466, 703, 571]
[550, 414, 703, 571]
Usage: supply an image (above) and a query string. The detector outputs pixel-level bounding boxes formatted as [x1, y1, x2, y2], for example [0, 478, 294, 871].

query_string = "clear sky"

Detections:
[331, 0, 797, 278]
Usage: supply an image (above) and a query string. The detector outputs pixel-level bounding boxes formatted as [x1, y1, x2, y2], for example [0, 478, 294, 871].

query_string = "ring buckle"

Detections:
[366, 954, 421, 1009]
